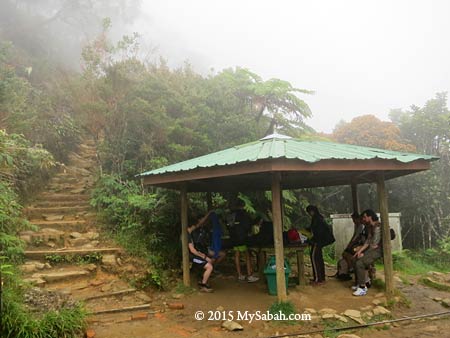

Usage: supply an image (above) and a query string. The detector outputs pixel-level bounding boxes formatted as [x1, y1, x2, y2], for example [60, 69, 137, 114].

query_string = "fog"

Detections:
[135, 0, 450, 133]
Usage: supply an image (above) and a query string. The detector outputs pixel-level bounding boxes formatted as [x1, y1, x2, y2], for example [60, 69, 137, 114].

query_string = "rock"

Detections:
[23, 277, 46, 286]
[45, 241, 56, 248]
[136, 292, 152, 302]
[343, 309, 365, 324]
[34, 270, 89, 282]
[172, 293, 185, 299]
[441, 298, 450, 307]
[222, 320, 243, 331]
[90, 240, 100, 247]
[337, 334, 361, 338]
[318, 308, 337, 315]
[35, 262, 46, 270]
[85, 264, 97, 272]
[365, 311, 374, 318]
[43, 214, 65, 221]
[334, 314, 348, 323]
[100, 283, 113, 292]
[372, 306, 391, 316]
[70, 232, 83, 238]
[304, 308, 317, 314]
[85, 232, 99, 240]
[374, 292, 385, 298]
[20, 264, 37, 273]
[372, 297, 387, 306]
[69, 237, 90, 246]
[101, 254, 117, 266]
[321, 314, 335, 320]
[44, 263, 52, 269]
[216, 305, 224, 311]
[360, 305, 373, 311]
[343, 309, 362, 318]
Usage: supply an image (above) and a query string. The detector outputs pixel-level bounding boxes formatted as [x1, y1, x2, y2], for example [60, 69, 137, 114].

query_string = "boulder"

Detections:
[222, 320, 243, 331]
[319, 308, 337, 315]
[372, 306, 391, 316]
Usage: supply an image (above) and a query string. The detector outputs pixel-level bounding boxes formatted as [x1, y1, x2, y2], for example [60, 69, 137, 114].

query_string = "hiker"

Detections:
[336, 212, 366, 281]
[228, 199, 259, 282]
[191, 211, 226, 267]
[187, 211, 214, 292]
[306, 205, 335, 286]
[351, 209, 382, 296]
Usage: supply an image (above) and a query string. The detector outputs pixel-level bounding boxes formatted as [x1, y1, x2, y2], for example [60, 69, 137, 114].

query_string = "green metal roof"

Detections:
[138, 133, 438, 177]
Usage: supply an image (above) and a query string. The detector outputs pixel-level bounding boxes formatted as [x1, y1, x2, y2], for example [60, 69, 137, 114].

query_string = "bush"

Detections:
[91, 174, 181, 289]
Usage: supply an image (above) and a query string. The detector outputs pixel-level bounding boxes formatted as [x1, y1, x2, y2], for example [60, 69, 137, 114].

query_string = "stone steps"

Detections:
[29, 220, 90, 232]
[25, 206, 91, 218]
[37, 193, 90, 202]
[24, 247, 122, 259]
[27, 267, 94, 285]
[31, 200, 91, 208]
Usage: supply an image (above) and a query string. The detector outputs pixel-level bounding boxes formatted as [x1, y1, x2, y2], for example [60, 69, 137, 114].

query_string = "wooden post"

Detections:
[180, 184, 190, 287]
[351, 179, 360, 214]
[271, 173, 287, 302]
[297, 249, 306, 285]
[376, 172, 394, 297]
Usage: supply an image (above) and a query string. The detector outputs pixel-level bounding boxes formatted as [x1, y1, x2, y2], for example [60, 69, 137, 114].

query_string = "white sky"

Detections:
[136, 0, 450, 133]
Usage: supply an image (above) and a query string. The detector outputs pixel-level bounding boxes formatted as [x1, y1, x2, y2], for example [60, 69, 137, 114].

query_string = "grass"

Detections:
[1, 277, 87, 338]
[420, 276, 450, 292]
[173, 282, 196, 295]
[268, 301, 298, 325]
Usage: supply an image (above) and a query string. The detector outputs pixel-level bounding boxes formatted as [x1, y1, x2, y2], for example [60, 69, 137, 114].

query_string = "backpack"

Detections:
[191, 227, 210, 254]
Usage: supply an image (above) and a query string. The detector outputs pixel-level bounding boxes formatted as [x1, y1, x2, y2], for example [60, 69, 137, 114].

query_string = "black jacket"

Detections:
[310, 215, 335, 247]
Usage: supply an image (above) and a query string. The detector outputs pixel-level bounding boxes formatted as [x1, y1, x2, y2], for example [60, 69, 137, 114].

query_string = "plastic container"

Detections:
[263, 255, 291, 295]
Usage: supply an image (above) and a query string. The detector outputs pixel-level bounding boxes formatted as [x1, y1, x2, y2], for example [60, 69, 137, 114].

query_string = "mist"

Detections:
[135, 0, 450, 133]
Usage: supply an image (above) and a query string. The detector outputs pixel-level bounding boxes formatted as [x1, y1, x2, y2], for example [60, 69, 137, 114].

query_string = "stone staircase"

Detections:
[18, 139, 155, 327]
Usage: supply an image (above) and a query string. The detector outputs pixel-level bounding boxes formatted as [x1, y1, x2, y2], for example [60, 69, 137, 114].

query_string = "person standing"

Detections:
[228, 199, 259, 282]
[352, 209, 382, 296]
[306, 205, 335, 285]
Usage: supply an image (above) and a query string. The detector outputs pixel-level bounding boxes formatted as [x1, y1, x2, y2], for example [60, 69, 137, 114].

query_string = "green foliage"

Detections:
[268, 300, 296, 318]
[91, 174, 180, 289]
[44, 252, 102, 265]
[1, 279, 87, 338]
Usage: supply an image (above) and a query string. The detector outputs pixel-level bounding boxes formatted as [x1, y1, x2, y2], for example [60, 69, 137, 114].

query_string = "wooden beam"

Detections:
[143, 158, 431, 186]
[180, 184, 190, 287]
[376, 172, 394, 297]
[351, 179, 360, 213]
[271, 172, 287, 302]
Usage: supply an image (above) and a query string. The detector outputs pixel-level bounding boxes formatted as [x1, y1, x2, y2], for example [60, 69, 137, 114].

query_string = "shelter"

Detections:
[138, 133, 437, 301]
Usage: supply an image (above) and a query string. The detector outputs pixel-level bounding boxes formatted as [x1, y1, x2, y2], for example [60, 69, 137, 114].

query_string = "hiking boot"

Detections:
[198, 283, 213, 293]
[247, 275, 259, 283]
[352, 287, 367, 296]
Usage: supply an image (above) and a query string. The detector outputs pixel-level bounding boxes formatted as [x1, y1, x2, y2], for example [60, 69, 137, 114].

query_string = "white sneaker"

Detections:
[352, 287, 367, 296]
[247, 275, 259, 283]
[238, 275, 246, 281]
[351, 285, 358, 291]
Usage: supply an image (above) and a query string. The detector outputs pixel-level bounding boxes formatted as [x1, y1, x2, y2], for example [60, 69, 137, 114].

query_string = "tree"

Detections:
[332, 114, 416, 152]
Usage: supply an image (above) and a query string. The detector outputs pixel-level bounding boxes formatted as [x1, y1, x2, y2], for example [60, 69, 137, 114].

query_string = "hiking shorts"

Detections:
[191, 255, 208, 267]
[233, 245, 248, 252]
